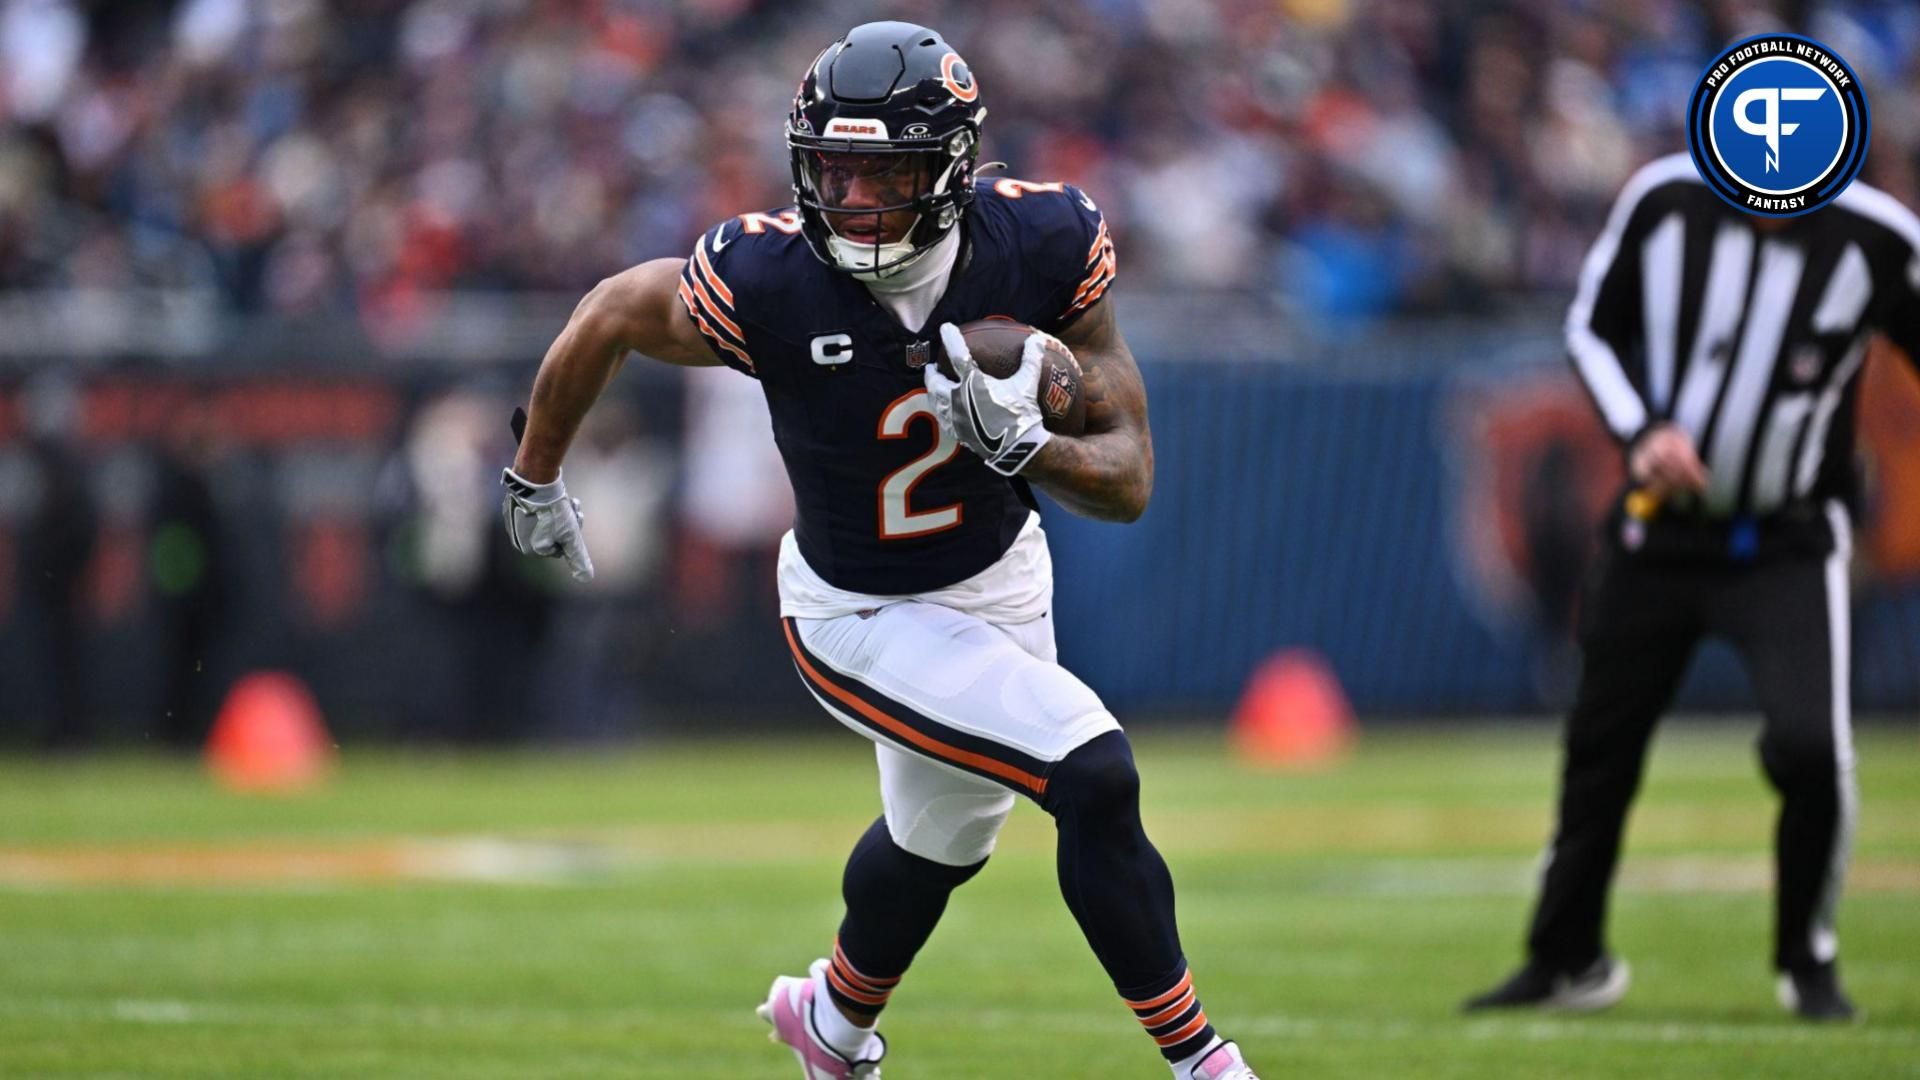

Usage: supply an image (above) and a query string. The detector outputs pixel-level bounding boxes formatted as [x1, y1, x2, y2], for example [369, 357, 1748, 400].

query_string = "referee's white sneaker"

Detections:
[1461, 955, 1630, 1012]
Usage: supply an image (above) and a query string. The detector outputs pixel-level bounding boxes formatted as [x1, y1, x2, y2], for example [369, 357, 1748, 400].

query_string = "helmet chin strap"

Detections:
[827, 234, 923, 280]
[848, 226, 960, 292]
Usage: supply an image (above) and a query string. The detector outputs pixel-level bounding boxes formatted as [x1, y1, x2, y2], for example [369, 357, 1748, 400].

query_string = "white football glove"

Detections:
[924, 322, 1055, 476]
[501, 467, 595, 582]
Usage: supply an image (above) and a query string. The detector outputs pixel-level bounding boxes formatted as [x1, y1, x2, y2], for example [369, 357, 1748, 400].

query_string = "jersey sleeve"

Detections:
[1564, 159, 1695, 443]
[1870, 203, 1920, 371]
[1026, 183, 1116, 333]
[677, 221, 760, 378]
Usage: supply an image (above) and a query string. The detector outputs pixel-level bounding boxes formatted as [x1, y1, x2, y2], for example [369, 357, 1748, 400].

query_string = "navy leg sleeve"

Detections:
[828, 816, 985, 1017]
[1043, 731, 1216, 1062]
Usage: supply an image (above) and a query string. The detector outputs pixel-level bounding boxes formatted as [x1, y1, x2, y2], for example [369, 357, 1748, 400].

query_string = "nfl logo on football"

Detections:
[1045, 368, 1074, 418]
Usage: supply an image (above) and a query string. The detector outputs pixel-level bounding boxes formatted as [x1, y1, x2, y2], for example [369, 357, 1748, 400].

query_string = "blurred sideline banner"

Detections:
[1048, 340, 1920, 716]
[1, 321, 1917, 739]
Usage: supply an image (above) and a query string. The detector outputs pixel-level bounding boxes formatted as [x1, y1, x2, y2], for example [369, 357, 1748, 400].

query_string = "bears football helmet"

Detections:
[787, 22, 985, 278]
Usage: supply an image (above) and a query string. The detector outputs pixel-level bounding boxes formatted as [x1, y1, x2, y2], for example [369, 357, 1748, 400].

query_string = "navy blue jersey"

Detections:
[676, 178, 1116, 595]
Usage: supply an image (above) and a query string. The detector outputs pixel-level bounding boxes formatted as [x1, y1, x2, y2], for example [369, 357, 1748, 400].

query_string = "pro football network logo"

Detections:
[1687, 34, 1869, 216]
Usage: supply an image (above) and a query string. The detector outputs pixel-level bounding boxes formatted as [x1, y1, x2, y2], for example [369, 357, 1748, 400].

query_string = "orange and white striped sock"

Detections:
[1122, 961, 1217, 1063]
[820, 938, 901, 1018]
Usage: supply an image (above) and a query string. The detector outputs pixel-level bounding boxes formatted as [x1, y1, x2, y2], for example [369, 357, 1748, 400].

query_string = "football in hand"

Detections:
[939, 318, 1087, 436]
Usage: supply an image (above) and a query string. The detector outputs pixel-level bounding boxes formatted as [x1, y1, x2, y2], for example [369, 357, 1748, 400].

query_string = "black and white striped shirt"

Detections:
[1568, 153, 1920, 520]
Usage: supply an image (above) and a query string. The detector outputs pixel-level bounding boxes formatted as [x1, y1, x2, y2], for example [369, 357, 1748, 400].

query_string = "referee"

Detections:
[1464, 153, 1920, 1021]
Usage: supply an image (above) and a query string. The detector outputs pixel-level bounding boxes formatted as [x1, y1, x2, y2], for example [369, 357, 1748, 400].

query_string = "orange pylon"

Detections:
[1230, 649, 1354, 768]
[204, 671, 335, 793]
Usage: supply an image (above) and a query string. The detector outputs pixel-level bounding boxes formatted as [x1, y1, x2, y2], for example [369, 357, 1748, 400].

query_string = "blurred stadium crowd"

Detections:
[3, 0, 1918, 326]
[5, 0, 1920, 745]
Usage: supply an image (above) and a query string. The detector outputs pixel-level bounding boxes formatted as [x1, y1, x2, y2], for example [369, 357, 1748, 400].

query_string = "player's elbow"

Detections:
[1099, 467, 1152, 523]
[1117, 445, 1154, 521]
[1115, 476, 1151, 522]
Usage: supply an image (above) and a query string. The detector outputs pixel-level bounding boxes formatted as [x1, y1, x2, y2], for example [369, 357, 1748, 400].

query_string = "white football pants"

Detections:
[785, 601, 1121, 867]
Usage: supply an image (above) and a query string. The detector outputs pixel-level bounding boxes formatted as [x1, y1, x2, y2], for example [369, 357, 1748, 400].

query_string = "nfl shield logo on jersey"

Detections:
[905, 340, 932, 369]
[1789, 345, 1824, 385]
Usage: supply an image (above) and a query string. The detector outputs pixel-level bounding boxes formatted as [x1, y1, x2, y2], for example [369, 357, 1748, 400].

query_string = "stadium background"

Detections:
[1, 3, 1918, 1078]
[2, 0, 1917, 742]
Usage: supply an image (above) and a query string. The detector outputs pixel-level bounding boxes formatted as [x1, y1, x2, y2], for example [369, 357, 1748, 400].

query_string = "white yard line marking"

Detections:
[965, 1008, 1920, 1048]
[110, 1000, 196, 1024]
[9, 997, 1913, 1049]
[0, 840, 1916, 894]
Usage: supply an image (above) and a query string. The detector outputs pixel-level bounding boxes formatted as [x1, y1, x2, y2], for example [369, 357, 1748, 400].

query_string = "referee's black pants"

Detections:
[1525, 525, 1857, 977]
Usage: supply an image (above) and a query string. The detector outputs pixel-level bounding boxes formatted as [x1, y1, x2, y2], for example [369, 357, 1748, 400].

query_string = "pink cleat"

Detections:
[1186, 1039, 1260, 1080]
[755, 959, 886, 1079]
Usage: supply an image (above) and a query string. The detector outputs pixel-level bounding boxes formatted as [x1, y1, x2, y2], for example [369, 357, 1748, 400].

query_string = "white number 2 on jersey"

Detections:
[877, 390, 962, 539]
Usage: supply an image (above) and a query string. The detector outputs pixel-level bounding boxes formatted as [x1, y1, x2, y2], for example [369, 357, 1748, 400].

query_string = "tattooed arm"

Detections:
[1022, 299, 1154, 522]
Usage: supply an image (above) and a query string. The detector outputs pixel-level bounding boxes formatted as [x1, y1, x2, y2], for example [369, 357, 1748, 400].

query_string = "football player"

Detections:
[501, 22, 1259, 1080]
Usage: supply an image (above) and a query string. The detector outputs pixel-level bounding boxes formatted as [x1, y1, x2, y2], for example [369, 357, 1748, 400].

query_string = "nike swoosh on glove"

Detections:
[501, 467, 595, 582]
[923, 322, 1055, 476]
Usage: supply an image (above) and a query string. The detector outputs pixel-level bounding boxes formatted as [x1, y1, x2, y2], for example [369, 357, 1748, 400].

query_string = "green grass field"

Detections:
[1, 722, 1916, 1078]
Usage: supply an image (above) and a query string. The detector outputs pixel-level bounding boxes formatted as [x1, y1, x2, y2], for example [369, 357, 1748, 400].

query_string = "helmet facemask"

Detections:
[785, 24, 985, 277]
[788, 124, 979, 280]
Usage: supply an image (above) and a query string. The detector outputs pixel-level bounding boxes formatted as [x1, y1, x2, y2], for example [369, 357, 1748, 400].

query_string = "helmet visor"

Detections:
[798, 149, 939, 244]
